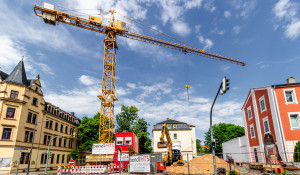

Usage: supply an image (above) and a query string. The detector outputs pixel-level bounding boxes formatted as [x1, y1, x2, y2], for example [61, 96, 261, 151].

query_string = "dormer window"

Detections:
[35, 87, 38, 92]
[10, 90, 19, 99]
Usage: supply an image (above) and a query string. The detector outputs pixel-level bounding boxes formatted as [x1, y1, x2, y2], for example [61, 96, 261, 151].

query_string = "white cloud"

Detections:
[221, 65, 231, 72]
[227, 0, 257, 18]
[198, 35, 214, 50]
[171, 21, 191, 36]
[79, 75, 100, 86]
[273, 0, 300, 39]
[285, 19, 300, 39]
[126, 83, 137, 89]
[224, 11, 231, 18]
[233, 26, 241, 34]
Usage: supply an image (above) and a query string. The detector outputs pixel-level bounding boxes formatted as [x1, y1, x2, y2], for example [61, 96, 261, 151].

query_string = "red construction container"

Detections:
[157, 161, 166, 172]
[114, 132, 139, 169]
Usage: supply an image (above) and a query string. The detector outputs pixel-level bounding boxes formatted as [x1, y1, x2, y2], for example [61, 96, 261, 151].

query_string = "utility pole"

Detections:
[210, 77, 230, 175]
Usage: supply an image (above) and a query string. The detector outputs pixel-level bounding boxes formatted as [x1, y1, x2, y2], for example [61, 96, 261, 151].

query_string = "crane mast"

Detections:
[33, 2, 246, 143]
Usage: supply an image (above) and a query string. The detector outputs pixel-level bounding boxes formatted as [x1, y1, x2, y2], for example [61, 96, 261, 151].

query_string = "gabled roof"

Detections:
[0, 70, 9, 80]
[3, 60, 30, 86]
[157, 119, 187, 124]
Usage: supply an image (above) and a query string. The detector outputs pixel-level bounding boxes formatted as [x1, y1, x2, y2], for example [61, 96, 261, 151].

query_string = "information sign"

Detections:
[92, 143, 115, 155]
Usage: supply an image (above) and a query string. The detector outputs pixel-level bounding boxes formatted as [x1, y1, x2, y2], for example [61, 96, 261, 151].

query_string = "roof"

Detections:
[3, 60, 31, 86]
[0, 70, 9, 80]
[157, 119, 187, 124]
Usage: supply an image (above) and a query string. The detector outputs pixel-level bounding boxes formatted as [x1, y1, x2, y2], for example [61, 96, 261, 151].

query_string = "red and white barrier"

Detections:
[57, 165, 124, 174]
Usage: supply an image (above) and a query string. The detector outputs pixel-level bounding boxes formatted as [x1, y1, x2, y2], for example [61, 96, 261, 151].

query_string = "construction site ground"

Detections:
[166, 154, 237, 174]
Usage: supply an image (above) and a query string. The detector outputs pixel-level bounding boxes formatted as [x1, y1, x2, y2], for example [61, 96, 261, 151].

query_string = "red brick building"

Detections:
[242, 77, 300, 164]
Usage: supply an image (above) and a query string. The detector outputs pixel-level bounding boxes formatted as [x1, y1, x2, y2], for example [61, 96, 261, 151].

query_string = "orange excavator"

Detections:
[157, 124, 184, 166]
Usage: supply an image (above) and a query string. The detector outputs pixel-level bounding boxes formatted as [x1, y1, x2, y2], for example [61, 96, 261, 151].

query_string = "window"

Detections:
[167, 124, 172, 130]
[250, 125, 255, 138]
[51, 154, 55, 164]
[67, 155, 70, 163]
[27, 112, 32, 122]
[32, 97, 38, 106]
[64, 139, 67, 147]
[174, 133, 177, 139]
[10, 90, 19, 99]
[20, 153, 29, 164]
[65, 126, 68, 134]
[53, 137, 57, 146]
[173, 124, 177, 129]
[35, 87, 38, 92]
[62, 155, 65, 164]
[284, 89, 297, 104]
[6, 108, 16, 118]
[247, 107, 252, 119]
[2, 128, 12, 140]
[55, 123, 59, 131]
[27, 112, 37, 124]
[58, 138, 62, 147]
[45, 120, 53, 129]
[60, 124, 64, 132]
[259, 96, 266, 112]
[290, 114, 300, 129]
[125, 137, 132, 145]
[43, 135, 51, 145]
[70, 128, 73, 135]
[56, 154, 60, 164]
[69, 140, 73, 148]
[41, 153, 47, 164]
[24, 131, 33, 142]
[263, 117, 270, 133]
[116, 137, 123, 145]
[32, 114, 37, 124]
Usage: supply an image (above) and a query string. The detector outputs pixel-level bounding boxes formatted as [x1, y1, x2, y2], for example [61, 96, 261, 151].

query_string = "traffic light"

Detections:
[212, 139, 216, 149]
[220, 77, 230, 94]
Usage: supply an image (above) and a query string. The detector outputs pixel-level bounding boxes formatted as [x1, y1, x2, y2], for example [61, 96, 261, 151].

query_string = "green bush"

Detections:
[229, 170, 239, 175]
[294, 141, 300, 162]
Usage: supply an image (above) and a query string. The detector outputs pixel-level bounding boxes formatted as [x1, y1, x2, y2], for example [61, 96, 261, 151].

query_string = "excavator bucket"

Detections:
[157, 142, 168, 148]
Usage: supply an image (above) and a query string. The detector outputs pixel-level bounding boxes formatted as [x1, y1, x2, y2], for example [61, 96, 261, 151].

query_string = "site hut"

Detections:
[152, 118, 197, 161]
[241, 77, 300, 164]
[0, 60, 89, 174]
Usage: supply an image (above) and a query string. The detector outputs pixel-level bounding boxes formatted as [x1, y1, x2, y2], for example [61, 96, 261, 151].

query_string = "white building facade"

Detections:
[222, 136, 250, 163]
[152, 119, 197, 161]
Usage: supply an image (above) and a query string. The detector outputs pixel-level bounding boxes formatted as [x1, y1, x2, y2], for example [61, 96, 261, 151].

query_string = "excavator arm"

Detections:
[157, 124, 173, 164]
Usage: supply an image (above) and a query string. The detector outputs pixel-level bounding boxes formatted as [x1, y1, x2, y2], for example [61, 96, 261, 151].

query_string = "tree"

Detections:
[196, 139, 202, 154]
[70, 149, 79, 160]
[77, 113, 100, 151]
[115, 105, 139, 132]
[115, 105, 152, 154]
[204, 123, 245, 153]
[294, 141, 300, 162]
[133, 118, 153, 154]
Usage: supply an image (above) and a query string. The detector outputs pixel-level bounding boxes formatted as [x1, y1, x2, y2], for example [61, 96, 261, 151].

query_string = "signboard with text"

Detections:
[118, 153, 129, 161]
[129, 155, 150, 173]
[92, 143, 115, 155]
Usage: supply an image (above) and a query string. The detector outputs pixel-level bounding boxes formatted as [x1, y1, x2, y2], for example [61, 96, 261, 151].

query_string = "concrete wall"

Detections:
[222, 136, 249, 163]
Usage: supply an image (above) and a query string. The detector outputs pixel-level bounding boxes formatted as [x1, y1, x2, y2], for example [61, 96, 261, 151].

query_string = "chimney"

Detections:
[286, 77, 296, 84]
[166, 118, 169, 120]
[70, 112, 75, 116]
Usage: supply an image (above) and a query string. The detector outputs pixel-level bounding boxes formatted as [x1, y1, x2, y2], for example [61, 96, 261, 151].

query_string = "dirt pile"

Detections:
[166, 154, 238, 174]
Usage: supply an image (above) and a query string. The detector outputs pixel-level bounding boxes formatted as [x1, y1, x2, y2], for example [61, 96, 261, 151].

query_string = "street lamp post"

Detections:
[45, 132, 76, 173]
[26, 119, 51, 175]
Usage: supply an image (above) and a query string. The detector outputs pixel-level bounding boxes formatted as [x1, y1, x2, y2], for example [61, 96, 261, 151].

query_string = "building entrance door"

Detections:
[254, 148, 259, 162]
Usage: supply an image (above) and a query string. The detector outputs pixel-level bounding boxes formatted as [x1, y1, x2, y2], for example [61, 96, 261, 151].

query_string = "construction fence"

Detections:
[59, 152, 300, 174]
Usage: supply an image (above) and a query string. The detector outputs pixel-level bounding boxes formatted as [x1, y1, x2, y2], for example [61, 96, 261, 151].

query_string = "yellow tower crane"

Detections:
[34, 2, 246, 144]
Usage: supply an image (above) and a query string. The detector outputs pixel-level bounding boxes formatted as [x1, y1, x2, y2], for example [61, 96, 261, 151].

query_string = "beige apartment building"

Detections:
[152, 118, 197, 161]
[0, 60, 88, 174]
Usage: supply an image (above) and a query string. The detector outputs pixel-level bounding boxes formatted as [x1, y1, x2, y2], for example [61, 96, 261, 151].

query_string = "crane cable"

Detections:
[113, 11, 198, 49]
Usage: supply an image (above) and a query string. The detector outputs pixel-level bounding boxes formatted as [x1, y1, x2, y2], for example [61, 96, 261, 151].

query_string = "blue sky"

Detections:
[1, 0, 300, 142]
